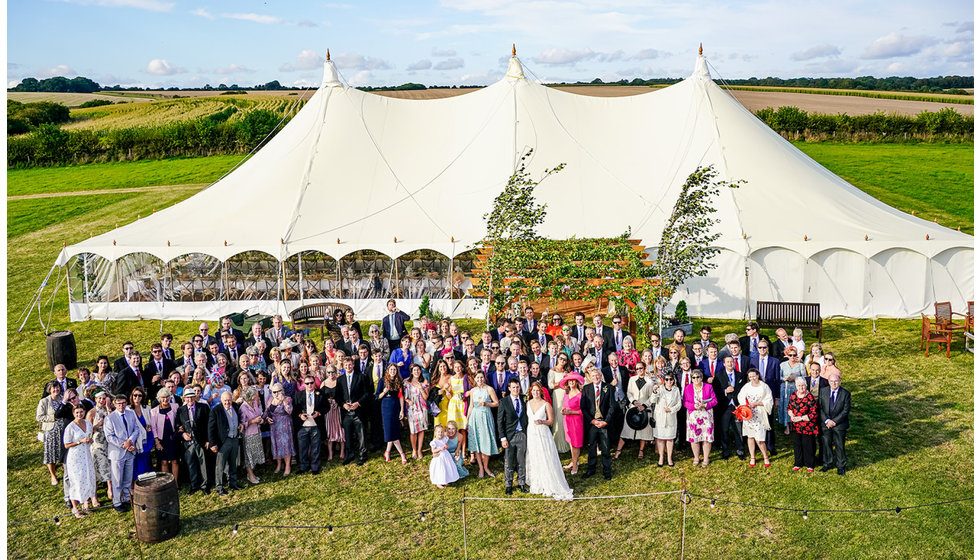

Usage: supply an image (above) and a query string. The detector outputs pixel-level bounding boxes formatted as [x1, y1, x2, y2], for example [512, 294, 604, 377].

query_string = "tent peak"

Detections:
[506, 54, 525, 80]
[691, 52, 710, 81]
[699, 42, 703, 56]
[321, 53, 343, 88]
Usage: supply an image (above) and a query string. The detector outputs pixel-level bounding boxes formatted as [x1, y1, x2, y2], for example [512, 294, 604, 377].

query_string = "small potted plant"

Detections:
[660, 300, 694, 339]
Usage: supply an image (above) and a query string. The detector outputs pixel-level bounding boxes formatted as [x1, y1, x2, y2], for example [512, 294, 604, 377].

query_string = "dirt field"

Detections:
[373, 85, 974, 116]
[9, 85, 973, 116]
[7, 92, 158, 106]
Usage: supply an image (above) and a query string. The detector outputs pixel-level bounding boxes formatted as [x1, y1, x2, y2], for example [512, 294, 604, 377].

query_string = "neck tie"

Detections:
[734, 359, 740, 372]
[515, 397, 522, 431]
[189, 405, 195, 427]
[710, 361, 715, 376]
[594, 384, 601, 418]
[831, 390, 837, 407]
[498, 373, 504, 387]
[121, 413, 128, 432]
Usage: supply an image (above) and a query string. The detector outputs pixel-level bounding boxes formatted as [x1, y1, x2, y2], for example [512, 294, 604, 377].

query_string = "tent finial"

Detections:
[699, 43, 703, 56]
[512, 43, 516, 56]
[326, 49, 330, 61]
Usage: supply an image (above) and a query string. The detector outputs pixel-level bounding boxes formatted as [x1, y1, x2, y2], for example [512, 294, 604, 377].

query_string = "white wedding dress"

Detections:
[526, 402, 574, 501]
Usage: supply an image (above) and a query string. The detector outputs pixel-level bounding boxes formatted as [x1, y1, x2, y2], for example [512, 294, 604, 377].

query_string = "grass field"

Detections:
[793, 143, 974, 234]
[5, 144, 974, 558]
[6, 155, 247, 196]
[63, 95, 303, 131]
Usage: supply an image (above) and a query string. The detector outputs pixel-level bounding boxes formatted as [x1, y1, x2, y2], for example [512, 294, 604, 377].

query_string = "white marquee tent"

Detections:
[54, 52, 974, 321]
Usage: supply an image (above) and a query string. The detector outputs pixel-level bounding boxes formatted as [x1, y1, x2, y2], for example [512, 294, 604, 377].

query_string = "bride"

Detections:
[526, 382, 574, 501]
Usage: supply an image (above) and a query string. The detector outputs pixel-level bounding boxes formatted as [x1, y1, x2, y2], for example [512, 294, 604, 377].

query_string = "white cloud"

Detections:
[459, 70, 501, 85]
[534, 48, 596, 65]
[956, 21, 973, 34]
[862, 32, 936, 59]
[37, 64, 78, 78]
[223, 12, 282, 24]
[297, 20, 318, 27]
[9, 80, 21, 88]
[280, 49, 324, 72]
[190, 7, 213, 19]
[633, 48, 660, 60]
[434, 57, 464, 70]
[432, 47, 457, 57]
[146, 59, 186, 75]
[790, 44, 842, 61]
[332, 52, 391, 70]
[213, 63, 255, 75]
[347, 70, 374, 86]
[406, 59, 432, 71]
[63, 0, 174, 12]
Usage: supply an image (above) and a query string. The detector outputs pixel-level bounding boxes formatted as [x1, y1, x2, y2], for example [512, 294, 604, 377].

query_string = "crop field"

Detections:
[64, 94, 306, 131]
[6, 91, 158, 106]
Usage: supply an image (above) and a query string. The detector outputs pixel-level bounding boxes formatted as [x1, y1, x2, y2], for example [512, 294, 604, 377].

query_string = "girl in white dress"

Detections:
[525, 382, 573, 501]
[737, 369, 774, 467]
[429, 425, 460, 489]
[63, 404, 98, 517]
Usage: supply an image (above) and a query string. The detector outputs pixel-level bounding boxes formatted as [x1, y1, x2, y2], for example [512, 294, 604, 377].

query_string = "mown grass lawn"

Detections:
[793, 142, 974, 234]
[6, 144, 974, 558]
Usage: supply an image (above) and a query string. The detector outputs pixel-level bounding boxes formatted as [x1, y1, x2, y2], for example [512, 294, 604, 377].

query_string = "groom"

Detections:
[497, 378, 529, 495]
[581, 367, 615, 480]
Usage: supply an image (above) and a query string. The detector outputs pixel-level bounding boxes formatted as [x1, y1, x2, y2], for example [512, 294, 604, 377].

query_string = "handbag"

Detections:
[428, 402, 441, 416]
[37, 431, 45, 442]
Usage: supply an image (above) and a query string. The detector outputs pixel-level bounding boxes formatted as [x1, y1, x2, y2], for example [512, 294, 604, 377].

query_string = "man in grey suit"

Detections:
[209, 392, 244, 495]
[819, 372, 851, 475]
[497, 379, 529, 495]
[103, 394, 141, 512]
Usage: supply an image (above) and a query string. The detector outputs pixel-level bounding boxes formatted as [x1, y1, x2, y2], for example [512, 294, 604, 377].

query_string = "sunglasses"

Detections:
[123, 347, 134, 351]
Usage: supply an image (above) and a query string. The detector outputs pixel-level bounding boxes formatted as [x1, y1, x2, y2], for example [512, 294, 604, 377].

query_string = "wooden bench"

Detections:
[756, 301, 822, 342]
[290, 302, 352, 342]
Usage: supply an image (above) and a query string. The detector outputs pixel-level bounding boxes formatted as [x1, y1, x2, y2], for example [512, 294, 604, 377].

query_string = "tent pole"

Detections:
[743, 261, 750, 320]
[17, 262, 57, 333]
[298, 252, 305, 303]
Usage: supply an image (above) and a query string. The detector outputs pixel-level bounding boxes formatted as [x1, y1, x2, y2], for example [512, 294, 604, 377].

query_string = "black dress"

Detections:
[158, 408, 179, 461]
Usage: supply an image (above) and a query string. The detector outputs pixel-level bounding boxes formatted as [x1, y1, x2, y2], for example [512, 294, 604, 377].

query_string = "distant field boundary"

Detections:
[720, 85, 973, 104]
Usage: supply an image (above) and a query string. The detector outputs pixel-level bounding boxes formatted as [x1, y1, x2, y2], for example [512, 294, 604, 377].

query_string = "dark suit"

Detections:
[224, 327, 246, 347]
[355, 359, 384, 450]
[220, 344, 244, 364]
[819, 385, 850, 472]
[771, 338, 792, 362]
[699, 358, 723, 382]
[601, 365, 629, 439]
[381, 310, 410, 345]
[525, 331, 553, 349]
[42, 377, 78, 398]
[739, 334, 772, 357]
[581, 381, 616, 478]
[292, 389, 328, 472]
[497, 393, 529, 488]
[488, 369, 515, 396]
[589, 346, 610, 369]
[112, 367, 145, 400]
[176, 402, 210, 490]
[602, 328, 632, 354]
[175, 355, 197, 373]
[711, 368, 747, 458]
[751, 354, 780, 453]
[207, 404, 241, 491]
[337, 371, 371, 462]
[112, 356, 131, 374]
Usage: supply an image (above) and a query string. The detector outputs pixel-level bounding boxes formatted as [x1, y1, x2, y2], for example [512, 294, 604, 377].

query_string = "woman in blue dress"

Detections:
[388, 337, 414, 379]
[465, 371, 499, 478]
[445, 421, 469, 479]
[377, 364, 408, 464]
[129, 386, 154, 478]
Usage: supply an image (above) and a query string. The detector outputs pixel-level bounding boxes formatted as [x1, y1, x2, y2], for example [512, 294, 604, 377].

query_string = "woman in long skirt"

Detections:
[239, 387, 266, 484]
[405, 364, 430, 460]
[320, 366, 346, 461]
[63, 405, 98, 517]
[264, 383, 294, 476]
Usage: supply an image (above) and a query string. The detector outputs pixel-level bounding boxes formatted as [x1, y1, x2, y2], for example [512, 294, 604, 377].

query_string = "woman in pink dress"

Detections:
[558, 372, 585, 475]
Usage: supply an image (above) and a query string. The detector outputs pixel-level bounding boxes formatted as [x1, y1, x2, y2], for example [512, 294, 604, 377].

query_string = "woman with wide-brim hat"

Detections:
[615, 364, 655, 459]
[558, 372, 586, 474]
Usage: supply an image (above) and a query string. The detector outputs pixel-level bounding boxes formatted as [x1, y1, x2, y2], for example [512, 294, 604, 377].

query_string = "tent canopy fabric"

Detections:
[56, 53, 973, 320]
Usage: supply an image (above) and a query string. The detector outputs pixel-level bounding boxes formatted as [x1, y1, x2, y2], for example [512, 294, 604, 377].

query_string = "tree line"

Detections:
[754, 107, 973, 142]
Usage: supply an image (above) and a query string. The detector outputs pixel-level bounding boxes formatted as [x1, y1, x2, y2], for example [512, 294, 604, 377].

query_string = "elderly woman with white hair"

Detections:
[239, 386, 266, 484]
[150, 387, 180, 480]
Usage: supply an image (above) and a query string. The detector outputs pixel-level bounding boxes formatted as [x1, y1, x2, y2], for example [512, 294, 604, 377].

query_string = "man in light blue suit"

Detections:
[103, 394, 141, 512]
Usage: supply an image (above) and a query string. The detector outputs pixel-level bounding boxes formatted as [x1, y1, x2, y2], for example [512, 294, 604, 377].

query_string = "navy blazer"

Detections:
[750, 355, 781, 397]
[381, 310, 410, 342]
[488, 368, 515, 395]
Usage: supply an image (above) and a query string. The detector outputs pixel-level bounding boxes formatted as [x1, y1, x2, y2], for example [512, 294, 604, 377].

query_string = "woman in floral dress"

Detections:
[405, 364, 430, 460]
[682, 370, 717, 467]
[263, 382, 294, 476]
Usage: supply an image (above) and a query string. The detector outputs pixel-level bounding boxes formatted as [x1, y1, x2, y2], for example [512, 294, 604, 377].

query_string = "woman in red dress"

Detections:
[559, 372, 585, 474]
[787, 376, 819, 472]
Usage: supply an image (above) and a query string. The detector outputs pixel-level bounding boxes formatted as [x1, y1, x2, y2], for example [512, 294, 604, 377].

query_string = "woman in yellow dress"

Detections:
[446, 361, 470, 459]
[432, 360, 452, 428]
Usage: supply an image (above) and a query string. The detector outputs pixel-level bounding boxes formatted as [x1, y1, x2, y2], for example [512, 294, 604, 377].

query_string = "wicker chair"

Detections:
[921, 314, 952, 358]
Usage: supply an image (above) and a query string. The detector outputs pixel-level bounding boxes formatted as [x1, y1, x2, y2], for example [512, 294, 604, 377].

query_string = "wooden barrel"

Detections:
[132, 473, 180, 543]
[45, 331, 77, 371]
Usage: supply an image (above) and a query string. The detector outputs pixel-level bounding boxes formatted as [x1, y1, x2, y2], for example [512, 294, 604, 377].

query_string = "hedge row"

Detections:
[7, 109, 286, 167]
[754, 107, 973, 142]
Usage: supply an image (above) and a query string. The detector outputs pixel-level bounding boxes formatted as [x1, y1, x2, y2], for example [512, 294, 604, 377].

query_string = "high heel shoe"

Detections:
[749, 459, 756, 467]
[400, 454, 408, 465]
[384, 451, 391, 463]
[763, 460, 771, 468]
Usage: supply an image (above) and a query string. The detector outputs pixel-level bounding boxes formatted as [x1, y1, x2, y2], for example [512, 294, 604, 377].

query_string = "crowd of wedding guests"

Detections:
[36, 302, 852, 512]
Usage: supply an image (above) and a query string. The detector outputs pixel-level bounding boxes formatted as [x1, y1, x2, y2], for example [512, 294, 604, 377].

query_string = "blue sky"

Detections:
[6, 0, 974, 89]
